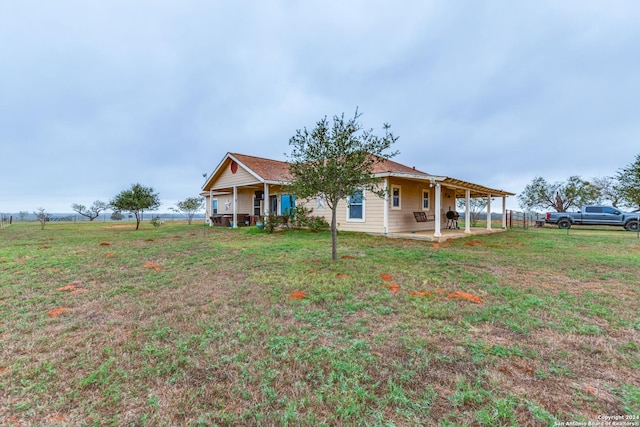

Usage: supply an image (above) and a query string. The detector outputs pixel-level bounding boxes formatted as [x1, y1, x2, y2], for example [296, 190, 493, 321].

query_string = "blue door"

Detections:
[281, 195, 296, 215]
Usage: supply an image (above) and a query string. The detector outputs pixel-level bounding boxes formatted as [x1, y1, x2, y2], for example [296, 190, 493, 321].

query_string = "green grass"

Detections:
[0, 221, 639, 425]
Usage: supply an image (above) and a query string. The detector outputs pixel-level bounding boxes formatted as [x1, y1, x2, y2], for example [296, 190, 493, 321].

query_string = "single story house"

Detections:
[201, 152, 515, 238]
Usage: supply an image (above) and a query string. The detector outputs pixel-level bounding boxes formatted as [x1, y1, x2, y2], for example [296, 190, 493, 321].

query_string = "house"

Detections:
[201, 152, 515, 238]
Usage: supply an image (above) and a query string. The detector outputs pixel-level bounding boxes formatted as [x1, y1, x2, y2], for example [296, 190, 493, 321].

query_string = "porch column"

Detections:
[486, 193, 492, 230]
[263, 183, 270, 220]
[501, 196, 507, 229]
[208, 189, 213, 226]
[434, 183, 442, 238]
[233, 186, 238, 228]
[383, 179, 389, 234]
[465, 189, 471, 234]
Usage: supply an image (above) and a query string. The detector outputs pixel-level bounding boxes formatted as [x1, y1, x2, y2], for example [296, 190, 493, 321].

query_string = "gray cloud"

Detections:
[2, 1, 639, 212]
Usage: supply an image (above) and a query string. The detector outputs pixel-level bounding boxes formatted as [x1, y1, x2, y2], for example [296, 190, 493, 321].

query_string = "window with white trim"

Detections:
[391, 185, 401, 210]
[422, 190, 430, 210]
[211, 199, 218, 214]
[347, 189, 364, 220]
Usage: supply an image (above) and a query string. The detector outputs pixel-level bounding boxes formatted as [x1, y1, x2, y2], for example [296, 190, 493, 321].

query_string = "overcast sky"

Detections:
[2, 1, 639, 213]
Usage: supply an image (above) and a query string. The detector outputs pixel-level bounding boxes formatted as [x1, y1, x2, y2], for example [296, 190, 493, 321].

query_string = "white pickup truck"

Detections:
[545, 206, 639, 231]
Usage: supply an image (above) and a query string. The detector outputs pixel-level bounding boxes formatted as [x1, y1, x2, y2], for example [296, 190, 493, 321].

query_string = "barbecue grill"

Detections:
[446, 210, 459, 229]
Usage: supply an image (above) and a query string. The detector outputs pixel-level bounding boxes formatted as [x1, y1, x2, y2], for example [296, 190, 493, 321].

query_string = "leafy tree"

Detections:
[286, 109, 398, 260]
[456, 198, 488, 226]
[72, 200, 109, 221]
[591, 176, 622, 207]
[614, 153, 640, 211]
[171, 196, 204, 225]
[34, 207, 48, 230]
[110, 211, 124, 221]
[110, 183, 161, 230]
[18, 211, 28, 221]
[517, 176, 599, 212]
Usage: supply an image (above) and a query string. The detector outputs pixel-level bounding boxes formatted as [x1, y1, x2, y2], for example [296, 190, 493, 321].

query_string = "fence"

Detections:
[505, 210, 544, 229]
[0, 214, 11, 228]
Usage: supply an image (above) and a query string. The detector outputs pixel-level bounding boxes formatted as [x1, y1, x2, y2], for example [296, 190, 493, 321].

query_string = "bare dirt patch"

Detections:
[445, 291, 484, 303]
[290, 290, 307, 300]
[47, 307, 71, 318]
[56, 281, 87, 293]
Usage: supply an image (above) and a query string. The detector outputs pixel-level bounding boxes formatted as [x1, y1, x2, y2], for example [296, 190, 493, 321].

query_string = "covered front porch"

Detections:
[382, 172, 515, 239]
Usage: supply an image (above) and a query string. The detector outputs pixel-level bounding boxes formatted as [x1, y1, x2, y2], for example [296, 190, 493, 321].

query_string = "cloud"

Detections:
[1, 1, 639, 212]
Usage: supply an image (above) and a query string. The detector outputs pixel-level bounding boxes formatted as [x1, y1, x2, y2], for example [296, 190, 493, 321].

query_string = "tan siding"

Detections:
[284, 180, 452, 234]
[387, 179, 431, 232]
[214, 163, 260, 189]
[235, 189, 255, 215]
[299, 189, 385, 233]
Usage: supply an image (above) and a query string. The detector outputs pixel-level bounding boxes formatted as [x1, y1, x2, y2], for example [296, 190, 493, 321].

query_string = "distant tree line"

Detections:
[28, 184, 204, 230]
[518, 154, 640, 212]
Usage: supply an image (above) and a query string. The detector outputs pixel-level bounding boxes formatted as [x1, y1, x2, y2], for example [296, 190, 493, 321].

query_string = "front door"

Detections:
[281, 194, 296, 215]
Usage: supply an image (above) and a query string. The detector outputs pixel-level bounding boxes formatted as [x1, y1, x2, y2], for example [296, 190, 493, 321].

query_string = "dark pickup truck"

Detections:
[545, 206, 639, 231]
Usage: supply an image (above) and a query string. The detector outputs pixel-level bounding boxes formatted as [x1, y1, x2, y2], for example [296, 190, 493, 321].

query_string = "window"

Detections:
[422, 190, 430, 210]
[603, 207, 620, 215]
[391, 185, 401, 210]
[348, 189, 364, 220]
[211, 199, 218, 214]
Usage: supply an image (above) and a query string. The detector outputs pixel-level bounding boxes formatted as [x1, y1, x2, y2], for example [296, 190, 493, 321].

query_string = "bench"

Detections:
[413, 212, 435, 222]
[210, 214, 252, 227]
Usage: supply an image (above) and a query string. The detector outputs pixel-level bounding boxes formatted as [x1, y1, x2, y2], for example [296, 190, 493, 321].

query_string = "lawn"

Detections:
[0, 221, 638, 426]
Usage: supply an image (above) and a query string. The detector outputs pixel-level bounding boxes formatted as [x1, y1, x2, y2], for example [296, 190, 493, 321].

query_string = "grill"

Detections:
[446, 210, 459, 229]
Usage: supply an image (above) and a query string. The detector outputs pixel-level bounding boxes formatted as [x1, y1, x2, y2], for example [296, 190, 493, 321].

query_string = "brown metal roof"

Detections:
[230, 153, 427, 181]
[204, 152, 514, 198]
[229, 153, 293, 182]
[370, 157, 429, 175]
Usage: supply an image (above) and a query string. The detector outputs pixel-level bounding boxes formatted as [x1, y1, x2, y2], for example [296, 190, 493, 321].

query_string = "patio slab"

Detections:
[383, 227, 507, 242]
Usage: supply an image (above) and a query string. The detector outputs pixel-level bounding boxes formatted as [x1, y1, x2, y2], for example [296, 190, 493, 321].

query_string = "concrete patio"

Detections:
[383, 226, 508, 242]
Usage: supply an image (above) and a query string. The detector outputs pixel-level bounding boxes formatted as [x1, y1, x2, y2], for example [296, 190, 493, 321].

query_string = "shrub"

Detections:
[292, 206, 330, 232]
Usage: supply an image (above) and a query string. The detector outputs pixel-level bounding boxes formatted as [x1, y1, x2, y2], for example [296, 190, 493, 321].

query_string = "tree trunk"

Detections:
[331, 207, 338, 261]
[135, 212, 141, 230]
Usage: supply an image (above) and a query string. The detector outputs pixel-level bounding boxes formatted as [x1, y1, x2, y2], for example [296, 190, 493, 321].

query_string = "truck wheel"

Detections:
[625, 220, 639, 232]
[557, 219, 571, 229]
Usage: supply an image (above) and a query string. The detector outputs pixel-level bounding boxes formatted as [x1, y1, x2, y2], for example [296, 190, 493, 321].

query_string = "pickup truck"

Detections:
[545, 206, 639, 231]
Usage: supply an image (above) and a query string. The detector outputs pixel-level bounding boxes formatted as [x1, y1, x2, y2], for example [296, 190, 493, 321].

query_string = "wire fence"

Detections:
[505, 210, 545, 229]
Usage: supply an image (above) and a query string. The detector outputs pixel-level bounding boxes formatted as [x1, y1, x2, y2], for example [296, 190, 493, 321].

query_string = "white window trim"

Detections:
[391, 185, 401, 210]
[212, 198, 219, 215]
[422, 189, 430, 211]
[347, 189, 365, 222]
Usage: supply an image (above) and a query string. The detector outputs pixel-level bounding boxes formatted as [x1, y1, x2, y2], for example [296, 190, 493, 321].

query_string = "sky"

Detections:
[2, 1, 639, 213]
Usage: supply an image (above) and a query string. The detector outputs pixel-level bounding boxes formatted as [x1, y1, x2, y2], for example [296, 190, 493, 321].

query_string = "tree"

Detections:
[517, 176, 599, 212]
[110, 183, 161, 230]
[456, 198, 488, 226]
[614, 153, 640, 211]
[110, 211, 124, 221]
[286, 109, 399, 260]
[34, 207, 48, 230]
[72, 200, 109, 221]
[171, 196, 204, 225]
[18, 211, 28, 221]
[591, 176, 622, 207]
